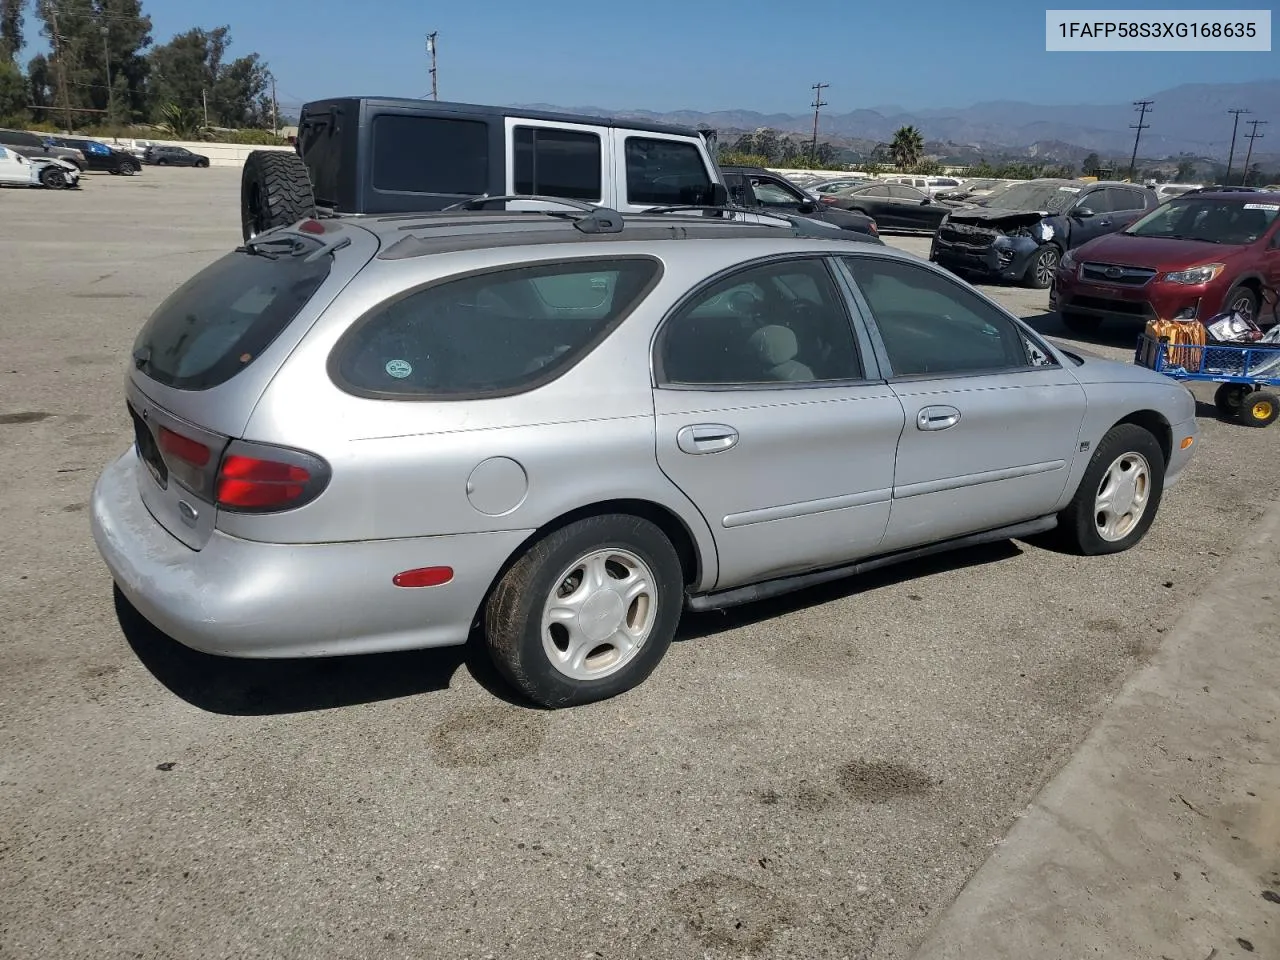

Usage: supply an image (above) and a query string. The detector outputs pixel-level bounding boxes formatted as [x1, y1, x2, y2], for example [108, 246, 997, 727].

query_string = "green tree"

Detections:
[0, 56, 25, 122]
[1175, 158, 1196, 180]
[1081, 152, 1101, 176]
[889, 125, 924, 168]
[147, 25, 269, 129]
[1, 0, 22, 61]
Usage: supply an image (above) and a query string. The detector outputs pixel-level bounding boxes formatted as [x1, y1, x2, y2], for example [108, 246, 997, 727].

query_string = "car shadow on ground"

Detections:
[1022, 310, 1145, 352]
[677, 540, 1023, 641]
[113, 587, 527, 716]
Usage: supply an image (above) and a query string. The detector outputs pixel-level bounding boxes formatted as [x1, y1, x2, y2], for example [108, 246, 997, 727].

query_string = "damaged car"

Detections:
[930, 179, 1159, 288]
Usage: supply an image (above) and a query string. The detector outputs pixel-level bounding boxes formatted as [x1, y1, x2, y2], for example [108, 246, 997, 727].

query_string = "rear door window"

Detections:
[372, 114, 490, 195]
[132, 238, 334, 390]
[624, 137, 713, 205]
[331, 257, 660, 399]
[513, 126, 602, 201]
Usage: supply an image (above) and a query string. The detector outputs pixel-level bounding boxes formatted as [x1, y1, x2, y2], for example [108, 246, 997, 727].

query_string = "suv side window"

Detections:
[1077, 189, 1114, 214]
[514, 126, 602, 202]
[751, 178, 802, 207]
[1112, 187, 1150, 212]
[657, 258, 862, 386]
[332, 257, 659, 398]
[624, 137, 712, 205]
[843, 256, 1049, 376]
[372, 115, 490, 196]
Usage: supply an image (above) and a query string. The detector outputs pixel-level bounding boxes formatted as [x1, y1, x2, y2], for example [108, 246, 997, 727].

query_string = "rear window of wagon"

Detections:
[132, 238, 333, 390]
[330, 257, 661, 399]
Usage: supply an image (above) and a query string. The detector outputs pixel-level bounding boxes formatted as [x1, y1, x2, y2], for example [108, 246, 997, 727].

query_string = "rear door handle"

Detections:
[916, 405, 961, 431]
[677, 423, 739, 454]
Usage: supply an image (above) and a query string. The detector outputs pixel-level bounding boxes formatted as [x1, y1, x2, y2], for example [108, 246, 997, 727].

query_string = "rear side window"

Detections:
[372, 115, 489, 195]
[332, 258, 660, 399]
[514, 127, 602, 201]
[132, 242, 333, 390]
[625, 137, 713, 205]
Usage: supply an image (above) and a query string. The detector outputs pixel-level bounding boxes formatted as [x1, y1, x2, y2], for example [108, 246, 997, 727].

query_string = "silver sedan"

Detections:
[91, 208, 1199, 707]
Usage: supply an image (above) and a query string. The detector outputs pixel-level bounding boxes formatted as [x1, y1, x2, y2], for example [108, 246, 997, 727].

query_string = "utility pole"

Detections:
[809, 81, 829, 162]
[49, 4, 74, 134]
[1127, 99, 1152, 182]
[1241, 119, 1266, 185]
[101, 25, 114, 136]
[270, 74, 278, 135]
[426, 32, 438, 100]
[1225, 108, 1250, 184]
[201, 88, 208, 129]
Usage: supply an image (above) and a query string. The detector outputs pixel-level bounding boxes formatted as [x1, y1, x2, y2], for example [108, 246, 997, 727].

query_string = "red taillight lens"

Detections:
[216, 454, 310, 509]
[821, 196, 838, 204]
[868, 221, 879, 235]
[157, 426, 210, 467]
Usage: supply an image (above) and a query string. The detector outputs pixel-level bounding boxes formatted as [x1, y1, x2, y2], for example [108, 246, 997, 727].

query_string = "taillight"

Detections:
[158, 426, 211, 467]
[821, 196, 838, 204]
[214, 442, 330, 513]
[868, 221, 879, 235]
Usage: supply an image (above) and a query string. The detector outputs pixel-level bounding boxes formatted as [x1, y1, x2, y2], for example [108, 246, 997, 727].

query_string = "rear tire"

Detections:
[1060, 311, 1102, 336]
[240, 149, 315, 242]
[1214, 383, 1247, 418]
[1056, 423, 1166, 556]
[484, 515, 684, 708]
[1239, 390, 1279, 428]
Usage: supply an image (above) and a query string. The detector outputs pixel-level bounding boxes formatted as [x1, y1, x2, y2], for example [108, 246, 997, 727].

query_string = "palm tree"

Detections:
[889, 125, 924, 169]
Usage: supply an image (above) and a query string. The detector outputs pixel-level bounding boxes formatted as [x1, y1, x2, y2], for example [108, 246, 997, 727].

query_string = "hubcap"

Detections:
[540, 548, 657, 682]
[1094, 452, 1152, 542]
[1036, 249, 1058, 285]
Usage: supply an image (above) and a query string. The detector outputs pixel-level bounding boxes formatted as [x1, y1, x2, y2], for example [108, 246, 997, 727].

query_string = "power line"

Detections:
[1241, 119, 1267, 185]
[809, 81, 828, 161]
[1224, 108, 1250, 184]
[1127, 99, 1152, 181]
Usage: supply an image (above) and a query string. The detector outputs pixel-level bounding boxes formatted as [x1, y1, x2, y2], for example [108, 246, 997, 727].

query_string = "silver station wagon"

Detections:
[91, 207, 1199, 708]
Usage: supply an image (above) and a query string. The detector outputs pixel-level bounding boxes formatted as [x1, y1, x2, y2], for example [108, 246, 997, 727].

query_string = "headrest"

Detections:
[749, 324, 799, 366]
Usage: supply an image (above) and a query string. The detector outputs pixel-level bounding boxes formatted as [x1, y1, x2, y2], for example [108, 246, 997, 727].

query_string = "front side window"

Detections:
[657, 258, 862, 386]
[751, 179, 801, 206]
[332, 258, 659, 398]
[843, 257, 1040, 377]
[624, 137, 712, 205]
[514, 126, 602, 201]
[372, 115, 489, 196]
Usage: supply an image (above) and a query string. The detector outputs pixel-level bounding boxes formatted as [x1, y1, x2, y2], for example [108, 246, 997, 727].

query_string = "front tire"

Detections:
[1224, 285, 1260, 326]
[1024, 244, 1060, 289]
[484, 515, 684, 708]
[1056, 423, 1166, 555]
[40, 167, 67, 189]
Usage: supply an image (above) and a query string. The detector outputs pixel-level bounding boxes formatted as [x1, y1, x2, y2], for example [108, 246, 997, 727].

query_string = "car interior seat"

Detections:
[748, 324, 815, 381]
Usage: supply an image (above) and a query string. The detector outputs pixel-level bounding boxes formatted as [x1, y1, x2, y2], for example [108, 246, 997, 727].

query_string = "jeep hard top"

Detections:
[240, 96, 730, 241]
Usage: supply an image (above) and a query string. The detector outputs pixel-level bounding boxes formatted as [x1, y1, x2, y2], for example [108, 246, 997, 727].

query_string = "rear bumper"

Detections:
[91, 450, 534, 658]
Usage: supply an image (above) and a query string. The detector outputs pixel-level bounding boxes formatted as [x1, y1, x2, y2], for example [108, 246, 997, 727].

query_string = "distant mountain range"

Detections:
[513, 79, 1280, 166]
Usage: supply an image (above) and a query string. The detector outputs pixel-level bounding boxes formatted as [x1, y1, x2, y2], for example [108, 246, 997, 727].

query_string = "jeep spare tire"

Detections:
[240, 149, 315, 242]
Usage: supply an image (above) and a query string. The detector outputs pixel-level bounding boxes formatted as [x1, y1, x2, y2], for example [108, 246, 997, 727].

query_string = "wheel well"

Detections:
[528, 500, 702, 587]
[1116, 410, 1172, 465]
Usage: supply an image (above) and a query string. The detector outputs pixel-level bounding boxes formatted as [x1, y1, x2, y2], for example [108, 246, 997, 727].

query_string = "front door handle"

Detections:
[916, 405, 961, 431]
[677, 423, 739, 454]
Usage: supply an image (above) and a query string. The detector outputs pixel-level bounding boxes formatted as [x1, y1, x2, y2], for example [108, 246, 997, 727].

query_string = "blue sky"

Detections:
[20, 0, 1279, 114]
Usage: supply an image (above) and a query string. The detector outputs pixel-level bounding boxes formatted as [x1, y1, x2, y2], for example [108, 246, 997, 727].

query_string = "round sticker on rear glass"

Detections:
[385, 359, 413, 379]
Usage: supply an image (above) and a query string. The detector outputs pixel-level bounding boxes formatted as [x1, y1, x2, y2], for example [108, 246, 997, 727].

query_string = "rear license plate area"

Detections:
[128, 402, 168, 487]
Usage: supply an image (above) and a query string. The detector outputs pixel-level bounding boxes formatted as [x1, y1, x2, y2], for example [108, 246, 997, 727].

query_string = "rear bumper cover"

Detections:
[91, 450, 533, 658]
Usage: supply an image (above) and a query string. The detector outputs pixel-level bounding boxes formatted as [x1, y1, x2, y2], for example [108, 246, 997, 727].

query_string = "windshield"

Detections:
[982, 181, 1082, 213]
[1124, 198, 1279, 244]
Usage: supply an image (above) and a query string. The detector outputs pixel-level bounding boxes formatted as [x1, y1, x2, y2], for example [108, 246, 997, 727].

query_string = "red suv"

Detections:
[1050, 191, 1280, 334]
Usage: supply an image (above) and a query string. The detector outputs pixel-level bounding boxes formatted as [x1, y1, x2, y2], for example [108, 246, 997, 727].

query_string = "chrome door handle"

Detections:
[677, 423, 739, 454]
[916, 405, 961, 431]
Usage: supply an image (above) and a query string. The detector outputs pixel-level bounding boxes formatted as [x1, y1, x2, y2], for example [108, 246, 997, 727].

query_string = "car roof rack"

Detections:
[441, 194, 624, 234]
[643, 204, 846, 236]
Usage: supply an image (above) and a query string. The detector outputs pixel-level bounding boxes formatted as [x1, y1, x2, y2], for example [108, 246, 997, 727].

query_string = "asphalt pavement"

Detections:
[1, 168, 1277, 960]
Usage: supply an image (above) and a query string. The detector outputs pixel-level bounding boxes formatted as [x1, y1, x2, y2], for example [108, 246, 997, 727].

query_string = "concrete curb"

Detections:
[910, 498, 1280, 959]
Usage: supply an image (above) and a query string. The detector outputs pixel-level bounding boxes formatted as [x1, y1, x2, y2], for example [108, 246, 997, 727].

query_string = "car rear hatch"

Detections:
[125, 221, 376, 549]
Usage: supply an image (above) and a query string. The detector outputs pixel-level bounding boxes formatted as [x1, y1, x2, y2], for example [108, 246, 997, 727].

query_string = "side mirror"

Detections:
[920, 196, 932, 205]
[708, 183, 729, 207]
[797, 201, 817, 214]
[1073, 206, 1095, 218]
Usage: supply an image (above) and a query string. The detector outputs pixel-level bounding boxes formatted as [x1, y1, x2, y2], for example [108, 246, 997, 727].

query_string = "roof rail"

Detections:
[441, 194, 624, 234]
[642, 204, 845, 236]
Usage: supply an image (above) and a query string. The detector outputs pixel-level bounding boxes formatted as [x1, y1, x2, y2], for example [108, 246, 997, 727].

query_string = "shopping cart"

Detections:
[1135, 332, 1280, 428]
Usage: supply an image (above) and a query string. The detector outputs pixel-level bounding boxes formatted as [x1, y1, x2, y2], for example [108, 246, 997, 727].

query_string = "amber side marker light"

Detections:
[393, 567, 454, 588]
[1181, 436, 1195, 450]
